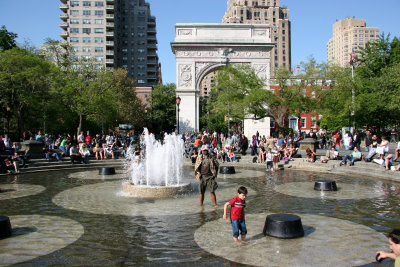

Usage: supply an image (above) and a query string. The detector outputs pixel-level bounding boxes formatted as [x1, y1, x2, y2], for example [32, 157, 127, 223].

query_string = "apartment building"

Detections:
[327, 17, 379, 67]
[222, 0, 291, 73]
[59, 0, 160, 87]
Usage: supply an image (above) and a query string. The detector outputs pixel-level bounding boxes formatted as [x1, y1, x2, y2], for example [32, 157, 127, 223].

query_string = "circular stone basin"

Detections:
[263, 213, 304, 239]
[220, 166, 235, 174]
[122, 183, 191, 198]
[195, 213, 388, 266]
[0, 216, 12, 238]
[99, 167, 116, 175]
[314, 180, 337, 191]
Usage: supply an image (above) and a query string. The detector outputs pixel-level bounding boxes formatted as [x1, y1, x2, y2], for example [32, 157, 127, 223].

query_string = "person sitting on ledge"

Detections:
[340, 146, 362, 166]
[44, 147, 62, 161]
[79, 143, 91, 164]
[305, 148, 316, 163]
[69, 144, 83, 164]
[394, 141, 400, 162]
[321, 147, 340, 163]
[376, 229, 400, 265]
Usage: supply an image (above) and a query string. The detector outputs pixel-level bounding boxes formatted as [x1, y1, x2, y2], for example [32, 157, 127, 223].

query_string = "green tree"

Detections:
[0, 47, 54, 137]
[0, 26, 17, 51]
[209, 64, 270, 123]
[149, 83, 176, 133]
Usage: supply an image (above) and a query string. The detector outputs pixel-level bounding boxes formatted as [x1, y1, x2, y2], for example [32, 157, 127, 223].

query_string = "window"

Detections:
[83, 10, 91, 16]
[137, 25, 145, 30]
[82, 47, 91, 52]
[70, 19, 79, 24]
[70, 37, 79, 43]
[138, 17, 145, 21]
[95, 10, 104, 15]
[138, 10, 145, 15]
[138, 32, 145, 37]
[83, 37, 91, 43]
[137, 40, 146, 45]
[95, 64, 103, 70]
[94, 56, 103, 62]
[95, 19, 103, 24]
[83, 1, 91, 6]
[138, 72, 145, 77]
[82, 56, 91, 61]
[95, 37, 103, 43]
[95, 1, 104, 6]
[282, 36, 285, 41]
[71, 1, 79, 6]
[138, 80, 145, 84]
[301, 118, 306, 128]
[94, 47, 103, 52]
[365, 30, 369, 33]
[83, 28, 91, 34]
[130, 1, 136, 6]
[83, 19, 91, 24]
[72, 46, 79, 52]
[138, 65, 145, 69]
[94, 28, 104, 33]
[138, 57, 145, 61]
[311, 117, 316, 128]
[70, 10, 79, 16]
[70, 28, 79, 33]
[137, 49, 145, 53]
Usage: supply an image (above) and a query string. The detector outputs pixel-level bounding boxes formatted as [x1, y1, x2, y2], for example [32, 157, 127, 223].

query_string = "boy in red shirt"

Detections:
[223, 186, 248, 244]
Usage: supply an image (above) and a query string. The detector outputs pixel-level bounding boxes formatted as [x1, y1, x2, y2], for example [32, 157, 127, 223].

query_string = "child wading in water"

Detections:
[223, 186, 248, 244]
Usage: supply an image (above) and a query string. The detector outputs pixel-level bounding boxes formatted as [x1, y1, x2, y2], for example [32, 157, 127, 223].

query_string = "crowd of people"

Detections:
[0, 130, 139, 173]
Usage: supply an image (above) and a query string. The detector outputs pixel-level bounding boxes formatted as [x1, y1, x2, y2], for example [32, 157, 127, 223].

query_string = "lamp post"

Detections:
[176, 96, 181, 134]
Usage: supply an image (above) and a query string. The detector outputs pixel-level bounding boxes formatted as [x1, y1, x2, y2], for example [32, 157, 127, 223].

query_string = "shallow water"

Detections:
[0, 166, 399, 266]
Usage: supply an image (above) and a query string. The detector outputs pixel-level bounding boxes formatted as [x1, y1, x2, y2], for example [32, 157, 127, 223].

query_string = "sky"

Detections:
[0, 0, 399, 84]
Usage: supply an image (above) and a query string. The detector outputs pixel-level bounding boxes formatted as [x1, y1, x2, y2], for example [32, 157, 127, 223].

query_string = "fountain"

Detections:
[122, 129, 191, 198]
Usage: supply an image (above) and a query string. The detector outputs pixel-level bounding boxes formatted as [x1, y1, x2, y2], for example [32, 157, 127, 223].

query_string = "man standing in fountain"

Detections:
[194, 145, 219, 207]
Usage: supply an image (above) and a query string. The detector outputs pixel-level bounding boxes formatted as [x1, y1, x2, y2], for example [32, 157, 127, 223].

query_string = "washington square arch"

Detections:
[171, 23, 275, 136]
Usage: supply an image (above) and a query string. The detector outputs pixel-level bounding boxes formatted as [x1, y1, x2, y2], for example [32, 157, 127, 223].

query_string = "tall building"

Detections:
[327, 17, 379, 67]
[59, 0, 160, 87]
[222, 0, 291, 73]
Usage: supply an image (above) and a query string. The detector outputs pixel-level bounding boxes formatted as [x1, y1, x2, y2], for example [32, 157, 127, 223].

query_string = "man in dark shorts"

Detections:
[194, 145, 219, 207]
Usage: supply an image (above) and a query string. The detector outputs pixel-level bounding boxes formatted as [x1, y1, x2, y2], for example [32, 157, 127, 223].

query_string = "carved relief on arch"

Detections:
[195, 62, 213, 80]
[178, 64, 193, 88]
[253, 64, 268, 81]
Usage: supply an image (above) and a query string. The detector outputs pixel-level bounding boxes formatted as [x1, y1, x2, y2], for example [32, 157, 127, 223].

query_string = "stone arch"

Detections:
[171, 23, 274, 132]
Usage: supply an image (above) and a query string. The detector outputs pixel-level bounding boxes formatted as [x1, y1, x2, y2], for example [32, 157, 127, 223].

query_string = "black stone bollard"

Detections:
[0, 216, 12, 238]
[314, 180, 337, 191]
[219, 166, 235, 174]
[263, 214, 304, 239]
[99, 167, 116, 175]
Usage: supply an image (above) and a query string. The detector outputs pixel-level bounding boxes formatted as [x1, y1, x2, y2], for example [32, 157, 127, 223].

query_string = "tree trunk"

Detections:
[17, 110, 24, 140]
[77, 113, 82, 138]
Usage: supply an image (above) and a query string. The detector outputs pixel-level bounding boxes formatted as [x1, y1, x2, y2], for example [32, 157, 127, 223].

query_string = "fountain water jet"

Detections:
[123, 128, 190, 198]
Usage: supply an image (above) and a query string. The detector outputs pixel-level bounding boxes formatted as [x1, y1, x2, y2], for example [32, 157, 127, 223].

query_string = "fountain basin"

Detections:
[99, 167, 116, 175]
[263, 213, 304, 239]
[0, 216, 12, 238]
[123, 183, 191, 198]
[220, 166, 235, 174]
[314, 180, 337, 191]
